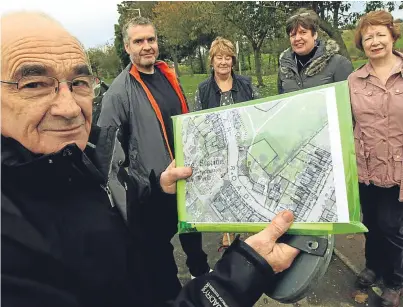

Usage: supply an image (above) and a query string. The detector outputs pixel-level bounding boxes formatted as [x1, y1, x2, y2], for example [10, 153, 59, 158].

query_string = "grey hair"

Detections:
[122, 16, 156, 45]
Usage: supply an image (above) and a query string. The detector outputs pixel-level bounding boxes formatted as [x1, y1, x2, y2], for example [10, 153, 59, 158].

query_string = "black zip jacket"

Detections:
[194, 71, 258, 111]
[1, 126, 276, 307]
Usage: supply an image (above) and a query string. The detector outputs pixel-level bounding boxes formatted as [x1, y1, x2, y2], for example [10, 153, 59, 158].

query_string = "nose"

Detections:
[372, 35, 380, 45]
[49, 83, 81, 119]
[142, 41, 152, 50]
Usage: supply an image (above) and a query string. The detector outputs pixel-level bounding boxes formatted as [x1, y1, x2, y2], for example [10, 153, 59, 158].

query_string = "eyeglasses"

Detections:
[0, 75, 100, 102]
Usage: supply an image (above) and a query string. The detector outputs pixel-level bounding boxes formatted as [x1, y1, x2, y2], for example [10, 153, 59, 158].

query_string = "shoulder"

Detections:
[107, 69, 132, 94]
[348, 63, 368, 81]
[330, 53, 351, 65]
[279, 47, 292, 61]
[235, 74, 252, 84]
[198, 76, 213, 90]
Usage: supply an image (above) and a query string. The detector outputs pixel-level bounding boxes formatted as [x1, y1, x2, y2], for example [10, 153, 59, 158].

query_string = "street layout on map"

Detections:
[181, 90, 340, 223]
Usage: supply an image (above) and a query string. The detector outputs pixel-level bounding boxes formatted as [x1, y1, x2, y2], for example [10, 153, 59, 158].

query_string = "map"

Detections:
[177, 87, 351, 225]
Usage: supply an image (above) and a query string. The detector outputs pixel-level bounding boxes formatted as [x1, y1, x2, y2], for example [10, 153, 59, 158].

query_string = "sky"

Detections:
[1, 1, 402, 49]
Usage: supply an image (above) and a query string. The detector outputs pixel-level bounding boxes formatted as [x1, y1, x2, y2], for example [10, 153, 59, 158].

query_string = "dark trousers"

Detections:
[360, 183, 403, 288]
[142, 232, 208, 307]
[179, 232, 210, 277]
[137, 190, 209, 305]
[142, 240, 182, 307]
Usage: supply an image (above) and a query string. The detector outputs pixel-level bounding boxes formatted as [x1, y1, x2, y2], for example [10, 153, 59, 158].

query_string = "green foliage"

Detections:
[178, 74, 209, 110]
[213, 1, 287, 86]
[352, 59, 368, 70]
[87, 43, 121, 80]
[364, 1, 397, 13]
[251, 75, 278, 97]
[114, 23, 130, 68]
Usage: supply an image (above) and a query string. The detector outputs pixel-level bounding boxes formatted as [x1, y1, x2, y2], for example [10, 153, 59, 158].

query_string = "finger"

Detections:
[166, 166, 192, 183]
[264, 210, 294, 243]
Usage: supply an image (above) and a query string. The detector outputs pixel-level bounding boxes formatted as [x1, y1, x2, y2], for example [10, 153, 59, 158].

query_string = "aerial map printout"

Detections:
[173, 82, 367, 235]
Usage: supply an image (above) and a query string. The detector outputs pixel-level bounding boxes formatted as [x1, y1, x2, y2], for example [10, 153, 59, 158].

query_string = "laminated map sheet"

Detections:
[173, 81, 367, 235]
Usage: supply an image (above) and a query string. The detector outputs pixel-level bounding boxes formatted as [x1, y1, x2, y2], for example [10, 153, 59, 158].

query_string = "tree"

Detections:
[214, 1, 285, 87]
[153, 2, 226, 76]
[87, 42, 121, 80]
[364, 1, 398, 13]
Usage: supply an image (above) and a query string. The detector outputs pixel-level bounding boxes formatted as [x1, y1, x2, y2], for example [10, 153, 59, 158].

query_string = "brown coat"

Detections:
[348, 51, 403, 201]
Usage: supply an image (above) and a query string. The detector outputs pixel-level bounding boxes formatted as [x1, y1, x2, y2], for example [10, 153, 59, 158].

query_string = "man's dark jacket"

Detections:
[1, 126, 276, 307]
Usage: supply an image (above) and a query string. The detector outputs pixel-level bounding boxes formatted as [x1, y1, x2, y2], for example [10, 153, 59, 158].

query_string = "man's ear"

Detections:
[124, 43, 130, 55]
[313, 31, 318, 41]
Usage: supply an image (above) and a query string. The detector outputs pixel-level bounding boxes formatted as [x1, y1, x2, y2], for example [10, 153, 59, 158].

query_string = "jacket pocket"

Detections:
[392, 146, 403, 183]
[351, 82, 384, 116]
[353, 125, 369, 180]
[367, 141, 387, 181]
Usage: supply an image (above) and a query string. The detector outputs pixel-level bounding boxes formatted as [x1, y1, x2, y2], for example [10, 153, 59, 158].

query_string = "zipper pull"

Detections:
[101, 184, 115, 207]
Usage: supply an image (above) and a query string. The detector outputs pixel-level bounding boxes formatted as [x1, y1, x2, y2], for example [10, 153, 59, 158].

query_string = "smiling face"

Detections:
[361, 25, 395, 61]
[1, 13, 93, 154]
[125, 25, 159, 73]
[289, 25, 318, 56]
[212, 53, 233, 78]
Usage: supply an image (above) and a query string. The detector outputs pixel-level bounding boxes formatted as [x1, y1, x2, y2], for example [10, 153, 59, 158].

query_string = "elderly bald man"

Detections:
[1, 12, 298, 307]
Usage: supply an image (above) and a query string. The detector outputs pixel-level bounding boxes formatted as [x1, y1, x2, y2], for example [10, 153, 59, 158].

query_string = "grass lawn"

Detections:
[178, 74, 209, 100]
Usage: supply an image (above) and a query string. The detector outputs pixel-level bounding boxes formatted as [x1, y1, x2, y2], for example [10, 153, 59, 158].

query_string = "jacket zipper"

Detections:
[101, 184, 115, 208]
[100, 128, 119, 208]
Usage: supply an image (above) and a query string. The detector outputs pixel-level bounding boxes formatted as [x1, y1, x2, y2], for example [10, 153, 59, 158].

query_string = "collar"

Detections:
[355, 50, 403, 79]
[1, 125, 119, 184]
[211, 70, 239, 93]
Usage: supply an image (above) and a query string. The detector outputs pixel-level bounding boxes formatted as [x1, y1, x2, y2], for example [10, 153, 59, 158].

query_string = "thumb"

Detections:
[264, 210, 294, 243]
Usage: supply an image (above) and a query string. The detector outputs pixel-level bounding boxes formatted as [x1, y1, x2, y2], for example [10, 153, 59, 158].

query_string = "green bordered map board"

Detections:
[173, 81, 367, 235]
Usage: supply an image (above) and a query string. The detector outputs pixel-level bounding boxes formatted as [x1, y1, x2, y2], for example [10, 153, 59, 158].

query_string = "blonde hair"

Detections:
[209, 37, 236, 66]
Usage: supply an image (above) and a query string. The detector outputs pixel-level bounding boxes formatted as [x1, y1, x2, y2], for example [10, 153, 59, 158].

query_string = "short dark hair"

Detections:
[286, 9, 319, 36]
[122, 16, 156, 44]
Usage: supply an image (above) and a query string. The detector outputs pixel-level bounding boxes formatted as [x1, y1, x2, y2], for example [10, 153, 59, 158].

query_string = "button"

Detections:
[397, 155, 400, 159]
[298, 82, 301, 85]
[63, 148, 72, 156]
[48, 159, 53, 164]
[396, 89, 400, 93]
[368, 91, 372, 96]
[118, 160, 124, 166]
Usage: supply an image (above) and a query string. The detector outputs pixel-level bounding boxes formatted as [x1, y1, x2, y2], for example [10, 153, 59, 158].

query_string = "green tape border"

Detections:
[174, 82, 367, 235]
